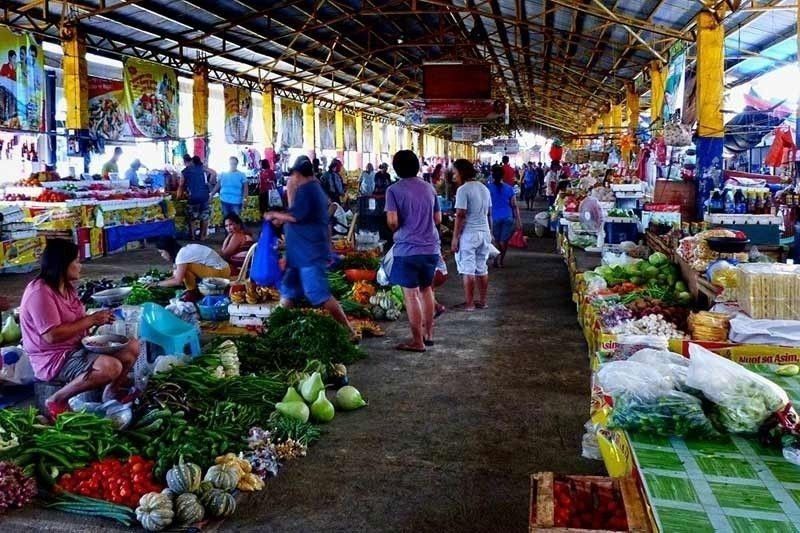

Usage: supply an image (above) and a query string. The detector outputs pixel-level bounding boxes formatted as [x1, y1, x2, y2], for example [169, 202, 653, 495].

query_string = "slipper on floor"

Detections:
[452, 302, 475, 311]
[395, 343, 426, 353]
[475, 302, 488, 309]
[424, 339, 435, 347]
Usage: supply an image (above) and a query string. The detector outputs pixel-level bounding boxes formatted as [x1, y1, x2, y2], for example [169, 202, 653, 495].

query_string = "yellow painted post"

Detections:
[650, 60, 665, 133]
[611, 103, 622, 136]
[334, 109, 344, 161]
[404, 127, 412, 150]
[626, 82, 640, 134]
[302, 100, 315, 158]
[696, 10, 725, 138]
[63, 27, 89, 130]
[602, 110, 612, 133]
[261, 84, 274, 148]
[355, 113, 364, 169]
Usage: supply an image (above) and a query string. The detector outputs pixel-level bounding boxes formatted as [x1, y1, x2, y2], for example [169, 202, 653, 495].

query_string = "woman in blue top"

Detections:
[213, 156, 249, 218]
[487, 164, 521, 268]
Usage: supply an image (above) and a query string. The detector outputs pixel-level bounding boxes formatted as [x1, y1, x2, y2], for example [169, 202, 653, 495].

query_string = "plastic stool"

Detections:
[138, 303, 201, 359]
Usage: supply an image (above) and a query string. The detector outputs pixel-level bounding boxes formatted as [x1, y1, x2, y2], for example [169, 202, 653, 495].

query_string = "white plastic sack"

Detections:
[687, 343, 789, 433]
[377, 245, 394, 287]
[596, 360, 675, 402]
[0, 347, 34, 385]
[729, 314, 800, 347]
[435, 255, 447, 276]
[628, 348, 690, 391]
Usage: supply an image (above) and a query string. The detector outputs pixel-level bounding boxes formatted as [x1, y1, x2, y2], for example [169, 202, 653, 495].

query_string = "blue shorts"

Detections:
[492, 218, 515, 243]
[390, 254, 439, 289]
[221, 202, 242, 218]
[280, 263, 331, 306]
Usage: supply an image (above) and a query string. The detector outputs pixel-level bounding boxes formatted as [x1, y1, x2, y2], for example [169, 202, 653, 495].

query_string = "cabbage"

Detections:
[648, 252, 669, 266]
[310, 390, 335, 422]
[299, 372, 325, 403]
[276, 401, 310, 422]
[282, 386, 304, 404]
[335, 386, 366, 411]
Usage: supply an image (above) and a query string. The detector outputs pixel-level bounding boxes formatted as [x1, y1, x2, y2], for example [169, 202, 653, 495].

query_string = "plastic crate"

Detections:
[197, 295, 231, 321]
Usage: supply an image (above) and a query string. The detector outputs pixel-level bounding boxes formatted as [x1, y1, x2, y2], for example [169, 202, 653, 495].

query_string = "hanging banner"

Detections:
[319, 109, 335, 150]
[362, 121, 374, 153]
[381, 123, 391, 154]
[665, 50, 686, 122]
[88, 77, 126, 140]
[279, 99, 303, 149]
[452, 124, 482, 142]
[0, 27, 44, 131]
[223, 85, 253, 144]
[122, 58, 179, 138]
[344, 114, 357, 151]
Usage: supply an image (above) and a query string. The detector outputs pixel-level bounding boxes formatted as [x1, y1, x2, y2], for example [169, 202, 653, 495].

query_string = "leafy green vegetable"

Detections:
[608, 392, 720, 438]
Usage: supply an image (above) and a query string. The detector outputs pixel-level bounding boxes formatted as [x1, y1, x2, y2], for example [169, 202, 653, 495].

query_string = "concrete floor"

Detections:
[1, 208, 603, 532]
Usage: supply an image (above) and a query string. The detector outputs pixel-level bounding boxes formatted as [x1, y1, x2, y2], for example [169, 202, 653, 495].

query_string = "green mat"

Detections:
[629, 365, 800, 532]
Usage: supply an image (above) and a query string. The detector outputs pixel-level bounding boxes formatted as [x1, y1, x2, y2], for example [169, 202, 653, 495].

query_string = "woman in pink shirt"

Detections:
[20, 239, 140, 419]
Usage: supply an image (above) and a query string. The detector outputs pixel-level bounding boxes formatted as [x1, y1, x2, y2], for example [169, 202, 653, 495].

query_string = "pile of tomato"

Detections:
[56, 455, 163, 508]
[36, 190, 70, 203]
[553, 478, 628, 530]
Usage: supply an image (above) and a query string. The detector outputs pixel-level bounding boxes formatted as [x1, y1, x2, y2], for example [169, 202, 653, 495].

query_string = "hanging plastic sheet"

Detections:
[319, 109, 335, 150]
[344, 114, 357, 151]
[280, 99, 303, 148]
[362, 121, 374, 153]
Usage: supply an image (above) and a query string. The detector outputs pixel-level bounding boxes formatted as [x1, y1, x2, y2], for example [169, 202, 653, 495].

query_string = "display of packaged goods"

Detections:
[737, 263, 800, 320]
[2, 236, 45, 268]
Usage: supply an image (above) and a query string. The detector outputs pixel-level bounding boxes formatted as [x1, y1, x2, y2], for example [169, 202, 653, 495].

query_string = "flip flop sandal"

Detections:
[395, 343, 426, 353]
[452, 302, 476, 311]
[424, 339, 435, 347]
[475, 302, 488, 309]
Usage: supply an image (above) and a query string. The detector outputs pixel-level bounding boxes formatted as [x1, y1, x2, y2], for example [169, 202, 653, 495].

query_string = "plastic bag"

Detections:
[508, 229, 527, 249]
[377, 245, 394, 286]
[0, 347, 34, 385]
[628, 348, 691, 391]
[250, 222, 281, 287]
[687, 343, 789, 433]
[608, 391, 720, 438]
[596, 360, 675, 402]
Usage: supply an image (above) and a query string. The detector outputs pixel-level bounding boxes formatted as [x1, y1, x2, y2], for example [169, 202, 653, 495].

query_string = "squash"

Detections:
[194, 480, 214, 497]
[136, 492, 174, 531]
[215, 453, 252, 475]
[160, 488, 175, 500]
[204, 463, 241, 491]
[174, 492, 205, 525]
[200, 488, 237, 517]
[166, 458, 202, 494]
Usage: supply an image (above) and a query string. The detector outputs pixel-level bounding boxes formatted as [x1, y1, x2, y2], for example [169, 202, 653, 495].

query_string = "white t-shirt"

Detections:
[455, 181, 492, 232]
[175, 244, 228, 270]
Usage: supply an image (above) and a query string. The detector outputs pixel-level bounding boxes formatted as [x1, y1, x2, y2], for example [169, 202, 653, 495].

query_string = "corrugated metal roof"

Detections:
[2, 0, 796, 137]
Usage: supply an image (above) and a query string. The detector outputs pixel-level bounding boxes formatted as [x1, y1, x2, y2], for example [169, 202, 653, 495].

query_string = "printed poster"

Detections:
[280, 99, 303, 148]
[664, 49, 686, 123]
[223, 85, 252, 144]
[0, 27, 44, 131]
[344, 114, 357, 151]
[88, 77, 126, 140]
[122, 58, 179, 138]
[319, 109, 335, 150]
[362, 121, 373, 153]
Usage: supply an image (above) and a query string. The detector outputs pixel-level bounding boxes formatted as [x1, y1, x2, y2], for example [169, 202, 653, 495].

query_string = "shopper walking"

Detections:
[522, 162, 537, 209]
[214, 156, 249, 218]
[452, 158, 492, 311]
[320, 159, 345, 205]
[359, 163, 376, 195]
[545, 164, 559, 207]
[178, 156, 212, 241]
[385, 150, 441, 352]
[264, 156, 353, 335]
[373, 163, 392, 196]
[501, 155, 515, 186]
[487, 165, 521, 268]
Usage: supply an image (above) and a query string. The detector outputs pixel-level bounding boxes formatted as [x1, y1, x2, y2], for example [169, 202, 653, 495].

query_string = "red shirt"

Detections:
[0, 63, 15, 81]
[502, 164, 516, 186]
[259, 169, 276, 193]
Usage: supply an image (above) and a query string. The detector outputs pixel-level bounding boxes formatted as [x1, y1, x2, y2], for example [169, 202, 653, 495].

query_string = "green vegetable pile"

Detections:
[327, 271, 351, 299]
[125, 282, 177, 306]
[231, 307, 363, 374]
[608, 391, 720, 438]
[593, 252, 692, 305]
[0, 409, 134, 486]
[338, 254, 380, 271]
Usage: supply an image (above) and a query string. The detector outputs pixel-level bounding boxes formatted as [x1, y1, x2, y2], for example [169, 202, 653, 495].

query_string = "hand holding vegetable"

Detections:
[90, 309, 115, 327]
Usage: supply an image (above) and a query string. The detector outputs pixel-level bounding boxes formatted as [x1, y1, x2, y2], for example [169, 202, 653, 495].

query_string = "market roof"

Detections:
[3, 0, 797, 137]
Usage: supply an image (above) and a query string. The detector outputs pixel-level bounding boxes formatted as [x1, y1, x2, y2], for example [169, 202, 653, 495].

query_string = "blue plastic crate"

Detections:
[197, 295, 231, 321]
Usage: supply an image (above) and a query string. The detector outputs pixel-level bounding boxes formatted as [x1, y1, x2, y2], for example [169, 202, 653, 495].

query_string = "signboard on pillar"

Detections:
[452, 124, 482, 142]
[0, 26, 45, 131]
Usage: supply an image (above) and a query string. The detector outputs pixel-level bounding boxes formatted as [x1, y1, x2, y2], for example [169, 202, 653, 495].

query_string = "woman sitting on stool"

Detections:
[20, 239, 140, 420]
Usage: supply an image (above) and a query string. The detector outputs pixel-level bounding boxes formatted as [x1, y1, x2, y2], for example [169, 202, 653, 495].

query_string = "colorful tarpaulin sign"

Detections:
[223, 85, 252, 144]
[0, 27, 44, 131]
[88, 77, 126, 140]
[122, 58, 179, 138]
[665, 49, 686, 122]
[452, 124, 481, 142]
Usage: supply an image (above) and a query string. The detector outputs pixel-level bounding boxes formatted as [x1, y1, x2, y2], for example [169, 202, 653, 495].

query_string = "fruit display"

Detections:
[229, 281, 280, 304]
[550, 476, 629, 530]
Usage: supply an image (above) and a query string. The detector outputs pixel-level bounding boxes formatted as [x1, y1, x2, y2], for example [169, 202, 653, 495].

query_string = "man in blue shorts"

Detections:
[385, 150, 442, 352]
[263, 156, 353, 335]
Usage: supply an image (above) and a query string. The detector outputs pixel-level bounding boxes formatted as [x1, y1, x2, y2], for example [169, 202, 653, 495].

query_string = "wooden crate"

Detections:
[529, 472, 652, 533]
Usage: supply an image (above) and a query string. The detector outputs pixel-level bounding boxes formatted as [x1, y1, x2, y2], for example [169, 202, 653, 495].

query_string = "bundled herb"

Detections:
[233, 307, 364, 373]
[338, 254, 380, 271]
[327, 271, 351, 299]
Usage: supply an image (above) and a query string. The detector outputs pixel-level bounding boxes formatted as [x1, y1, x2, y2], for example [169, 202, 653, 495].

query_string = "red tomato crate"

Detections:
[529, 472, 652, 532]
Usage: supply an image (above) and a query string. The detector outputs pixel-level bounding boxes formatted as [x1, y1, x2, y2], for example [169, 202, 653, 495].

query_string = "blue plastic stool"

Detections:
[138, 303, 201, 359]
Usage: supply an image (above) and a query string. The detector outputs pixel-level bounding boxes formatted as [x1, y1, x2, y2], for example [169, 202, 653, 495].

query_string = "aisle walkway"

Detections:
[233, 210, 602, 533]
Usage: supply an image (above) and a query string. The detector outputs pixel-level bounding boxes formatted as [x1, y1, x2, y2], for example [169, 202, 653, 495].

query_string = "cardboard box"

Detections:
[668, 338, 800, 364]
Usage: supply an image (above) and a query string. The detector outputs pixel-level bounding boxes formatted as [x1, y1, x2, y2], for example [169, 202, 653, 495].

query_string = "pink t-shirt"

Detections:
[20, 279, 86, 381]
